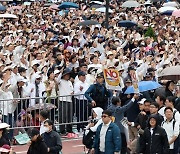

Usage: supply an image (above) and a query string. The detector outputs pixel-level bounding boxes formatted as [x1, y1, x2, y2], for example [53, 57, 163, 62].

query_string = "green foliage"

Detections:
[144, 27, 157, 41]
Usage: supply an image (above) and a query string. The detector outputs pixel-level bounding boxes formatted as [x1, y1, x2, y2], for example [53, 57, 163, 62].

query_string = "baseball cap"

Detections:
[78, 71, 86, 77]
[0, 144, 11, 153]
[138, 98, 146, 105]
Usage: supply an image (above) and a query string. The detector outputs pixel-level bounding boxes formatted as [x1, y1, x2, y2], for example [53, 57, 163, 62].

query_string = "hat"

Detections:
[138, 98, 146, 105]
[125, 79, 132, 83]
[145, 72, 152, 77]
[146, 52, 153, 57]
[128, 66, 136, 72]
[78, 71, 86, 77]
[0, 123, 10, 129]
[54, 70, 60, 75]
[152, 42, 158, 48]
[107, 51, 113, 56]
[160, 41, 166, 46]
[31, 60, 40, 67]
[116, 65, 124, 71]
[96, 72, 104, 78]
[147, 67, 156, 72]
[18, 67, 27, 73]
[34, 73, 41, 79]
[62, 68, 71, 77]
[0, 79, 3, 85]
[88, 67, 98, 74]
[2, 66, 12, 72]
[17, 76, 27, 83]
[98, 35, 104, 39]
[0, 144, 11, 153]
[30, 128, 39, 138]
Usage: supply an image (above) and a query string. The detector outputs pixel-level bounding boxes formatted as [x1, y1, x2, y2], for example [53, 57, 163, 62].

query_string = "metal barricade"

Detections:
[0, 94, 91, 133]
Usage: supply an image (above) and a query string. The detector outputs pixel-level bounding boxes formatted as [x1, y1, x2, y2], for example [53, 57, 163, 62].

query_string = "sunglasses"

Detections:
[101, 115, 109, 118]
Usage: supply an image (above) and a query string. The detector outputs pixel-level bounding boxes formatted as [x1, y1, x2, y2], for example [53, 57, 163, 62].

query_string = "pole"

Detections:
[105, 0, 109, 29]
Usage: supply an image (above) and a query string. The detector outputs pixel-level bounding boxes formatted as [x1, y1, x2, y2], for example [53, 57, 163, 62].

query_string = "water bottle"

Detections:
[72, 113, 78, 134]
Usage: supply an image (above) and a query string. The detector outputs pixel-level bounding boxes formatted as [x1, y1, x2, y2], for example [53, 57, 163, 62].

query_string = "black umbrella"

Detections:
[118, 20, 137, 28]
[77, 20, 99, 26]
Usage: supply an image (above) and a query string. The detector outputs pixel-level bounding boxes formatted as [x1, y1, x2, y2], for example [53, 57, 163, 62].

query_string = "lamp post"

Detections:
[105, 0, 109, 29]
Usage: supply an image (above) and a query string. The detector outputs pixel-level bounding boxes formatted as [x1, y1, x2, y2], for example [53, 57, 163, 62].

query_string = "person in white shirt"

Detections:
[158, 96, 180, 124]
[162, 107, 179, 154]
[57, 68, 73, 134]
[74, 71, 89, 131]
[39, 110, 49, 135]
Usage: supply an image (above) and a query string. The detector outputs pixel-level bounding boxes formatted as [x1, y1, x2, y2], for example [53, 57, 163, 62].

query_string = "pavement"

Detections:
[12, 137, 87, 154]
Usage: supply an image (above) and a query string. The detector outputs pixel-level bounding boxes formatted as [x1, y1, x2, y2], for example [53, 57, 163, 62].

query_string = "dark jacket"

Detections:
[0, 136, 10, 147]
[27, 137, 48, 154]
[42, 130, 62, 154]
[92, 122, 121, 154]
[134, 111, 149, 130]
[108, 99, 135, 133]
[139, 115, 169, 154]
[85, 83, 111, 109]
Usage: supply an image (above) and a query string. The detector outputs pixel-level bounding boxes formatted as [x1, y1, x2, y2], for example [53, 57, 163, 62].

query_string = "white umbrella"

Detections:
[0, 13, 18, 19]
[163, 2, 179, 7]
[122, 0, 140, 8]
[90, 1, 103, 5]
[158, 6, 177, 13]
[95, 7, 113, 13]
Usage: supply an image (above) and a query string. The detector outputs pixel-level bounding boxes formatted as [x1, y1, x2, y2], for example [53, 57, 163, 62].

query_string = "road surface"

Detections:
[12, 138, 88, 154]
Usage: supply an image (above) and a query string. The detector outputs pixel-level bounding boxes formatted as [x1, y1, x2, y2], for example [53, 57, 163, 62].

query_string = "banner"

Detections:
[14, 133, 30, 145]
[103, 69, 121, 90]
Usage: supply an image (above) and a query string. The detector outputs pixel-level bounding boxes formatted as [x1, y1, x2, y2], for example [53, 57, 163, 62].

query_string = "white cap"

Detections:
[0, 123, 10, 129]
[107, 51, 113, 56]
[34, 73, 41, 79]
[0, 79, 3, 85]
[17, 76, 27, 83]
[138, 98, 146, 105]
[54, 70, 60, 75]
[31, 60, 40, 66]
[2, 66, 12, 72]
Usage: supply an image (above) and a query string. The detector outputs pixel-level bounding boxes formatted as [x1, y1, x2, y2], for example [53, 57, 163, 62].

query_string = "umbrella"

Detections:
[10, 6, 22, 10]
[172, 9, 180, 17]
[158, 6, 177, 13]
[0, 14, 18, 19]
[95, 7, 113, 13]
[26, 103, 56, 111]
[125, 81, 162, 94]
[49, 4, 59, 10]
[0, 5, 6, 11]
[58, 2, 79, 9]
[161, 10, 173, 16]
[44, 3, 54, 7]
[90, 1, 103, 5]
[90, 4, 103, 9]
[158, 65, 180, 81]
[150, 0, 164, 2]
[23, 2, 31, 5]
[77, 20, 99, 26]
[163, 2, 179, 7]
[122, 0, 140, 8]
[144, 0, 152, 6]
[118, 20, 137, 28]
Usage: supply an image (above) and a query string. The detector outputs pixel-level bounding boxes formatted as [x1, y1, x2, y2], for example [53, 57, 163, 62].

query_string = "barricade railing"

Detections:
[0, 95, 91, 133]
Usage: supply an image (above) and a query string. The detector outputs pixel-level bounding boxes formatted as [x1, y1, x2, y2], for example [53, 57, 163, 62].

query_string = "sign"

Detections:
[103, 69, 121, 90]
[14, 133, 30, 145]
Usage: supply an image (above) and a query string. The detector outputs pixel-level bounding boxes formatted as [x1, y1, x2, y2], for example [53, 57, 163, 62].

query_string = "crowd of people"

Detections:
[0, 0, 179, 153]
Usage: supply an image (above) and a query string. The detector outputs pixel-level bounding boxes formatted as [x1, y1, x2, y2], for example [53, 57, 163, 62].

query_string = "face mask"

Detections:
[44, 127, 49, 132]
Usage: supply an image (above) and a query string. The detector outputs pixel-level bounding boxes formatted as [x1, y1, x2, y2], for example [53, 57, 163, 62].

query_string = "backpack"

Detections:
[82, 129, 96, 149]
[172, 110, 180, 153]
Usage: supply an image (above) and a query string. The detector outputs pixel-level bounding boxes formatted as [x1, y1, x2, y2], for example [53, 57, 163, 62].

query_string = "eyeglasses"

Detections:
[101, 115, 109, 118]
